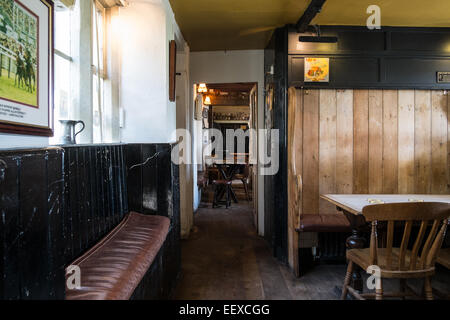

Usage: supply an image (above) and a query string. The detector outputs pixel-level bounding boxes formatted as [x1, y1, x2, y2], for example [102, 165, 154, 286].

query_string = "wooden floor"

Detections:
[173, 197, 450, 300]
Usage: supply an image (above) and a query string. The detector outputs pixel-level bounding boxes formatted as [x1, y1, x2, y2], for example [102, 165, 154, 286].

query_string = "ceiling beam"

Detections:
[295, 0, 327, 33]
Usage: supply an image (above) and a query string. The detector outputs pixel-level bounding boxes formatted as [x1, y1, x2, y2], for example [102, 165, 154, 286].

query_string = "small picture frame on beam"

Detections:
[169, 40, 177, 102]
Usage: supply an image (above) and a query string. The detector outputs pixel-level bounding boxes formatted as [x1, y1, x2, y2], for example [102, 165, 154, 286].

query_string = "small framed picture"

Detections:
[169, 40, 176, 102]
[304, 57, 330, 82]
[0, 0, 54, 136]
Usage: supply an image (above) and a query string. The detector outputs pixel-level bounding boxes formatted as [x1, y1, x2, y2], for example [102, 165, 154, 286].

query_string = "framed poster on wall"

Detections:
[304, 57, 329, 82]
[0, 0, 54, 136]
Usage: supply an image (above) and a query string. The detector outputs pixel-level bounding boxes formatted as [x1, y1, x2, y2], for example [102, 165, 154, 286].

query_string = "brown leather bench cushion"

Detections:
[296, 214, 351, 233]
[437, 248, 450, 269]
[65, 212, 170, 300]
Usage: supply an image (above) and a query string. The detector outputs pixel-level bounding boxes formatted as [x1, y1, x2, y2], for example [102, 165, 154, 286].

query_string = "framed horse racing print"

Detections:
[0, 0, 54, 136]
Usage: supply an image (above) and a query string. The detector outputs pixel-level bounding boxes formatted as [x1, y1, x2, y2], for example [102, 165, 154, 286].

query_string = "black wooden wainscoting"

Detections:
[63, 144, 129, 265]
[288, 26, 450, 89]
[0, 148, 65, 299]
[126, 143, 181, 299]
[0, 143, 180, 300]
[264, 26, 289, 263]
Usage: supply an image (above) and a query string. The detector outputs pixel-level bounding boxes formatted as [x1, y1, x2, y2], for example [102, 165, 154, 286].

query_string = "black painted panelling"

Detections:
[126, 143, 180, 219]
[287, 26, 450, 89]
[337, 31, 385, 51]
[46, 150, 65, 299]
[264, 27, 289, 263]
[19, 154, 49, 298]
[126, 143, 181, 300]
[0, 143, 180, 300]
[274, 27, 289, 263]
[0, 148, 65, 299]
[125, 144, 143, 213]
[290, 56, 381, 87]
[390, 31, 450, 52]
[264, 35, 276, 249]
[288, 26, 450, 55]
[0, 154, 21, 299]
[385, 57, 450, 84]
[62, 145, 128, 263]
[142, 144, 158, 215]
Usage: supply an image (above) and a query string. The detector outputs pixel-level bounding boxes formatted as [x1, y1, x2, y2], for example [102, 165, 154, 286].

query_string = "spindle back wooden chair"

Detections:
[342, 202, 450, 300]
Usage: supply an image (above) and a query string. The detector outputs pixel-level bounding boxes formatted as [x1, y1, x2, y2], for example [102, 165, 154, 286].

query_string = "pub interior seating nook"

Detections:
[0, 0, 449, 301]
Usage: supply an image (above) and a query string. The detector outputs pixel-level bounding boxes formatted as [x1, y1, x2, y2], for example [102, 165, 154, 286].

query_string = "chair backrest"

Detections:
[362, 202, 450, 271]
[243, 164, 250, 178]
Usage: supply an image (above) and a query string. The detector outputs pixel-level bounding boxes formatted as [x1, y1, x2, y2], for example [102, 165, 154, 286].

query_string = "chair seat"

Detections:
[347, 248, 435, 278]
[65, 212, 170, 300]
[296, 214, 351, 233]
[437, 248, 450, 269]
[212, 180, 232, 185]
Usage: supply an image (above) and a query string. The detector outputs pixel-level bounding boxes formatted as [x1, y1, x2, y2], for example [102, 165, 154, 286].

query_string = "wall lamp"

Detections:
[198, 83, 208, 93]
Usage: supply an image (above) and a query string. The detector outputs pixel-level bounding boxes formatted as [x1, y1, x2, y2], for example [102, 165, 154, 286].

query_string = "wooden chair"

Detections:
[437, 248, 450, 269]
[212, 180, 232, 209]
[436, 218, 450, 270]
[342, 202, 450, 300]
[234, 164, 251, 202]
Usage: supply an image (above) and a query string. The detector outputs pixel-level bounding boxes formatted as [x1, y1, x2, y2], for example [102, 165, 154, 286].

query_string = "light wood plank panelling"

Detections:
[353, 90, 369, 194]
[398, 90, 415, 194]
[382, 90, 399, 194]
[287, 87, 300, 275]
[336, 90, 354, 194]
[302, 90, 320, 214]
[319, 90, 337, 214]
[368, 90, 383, 194]
[415, 90, 432, 194]
[288, 88, 449, 221]
[294, 89, 303, 181]
[431, 91, 448, 194]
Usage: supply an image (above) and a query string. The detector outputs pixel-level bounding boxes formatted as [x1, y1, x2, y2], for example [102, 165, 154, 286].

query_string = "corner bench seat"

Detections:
[296, 214, 351, 233]
[66, 212, 170, 300]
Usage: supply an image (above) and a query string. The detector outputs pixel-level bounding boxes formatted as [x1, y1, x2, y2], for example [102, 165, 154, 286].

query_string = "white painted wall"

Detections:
[0, 134, 48, 149]
[1, 0, 180, 148]
[119, 0, 178, 143]
[190, 50, 266, 235]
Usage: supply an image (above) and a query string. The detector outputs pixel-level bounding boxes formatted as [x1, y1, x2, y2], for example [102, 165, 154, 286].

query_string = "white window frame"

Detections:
[51, 5, 75, 145]
[92, 0, 108, 143]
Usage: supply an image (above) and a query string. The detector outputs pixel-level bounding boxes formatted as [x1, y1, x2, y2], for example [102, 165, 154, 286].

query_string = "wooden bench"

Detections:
[296, 214, 351, 233]
[293, 175, 351, 234]
[292, 175, 351, 275]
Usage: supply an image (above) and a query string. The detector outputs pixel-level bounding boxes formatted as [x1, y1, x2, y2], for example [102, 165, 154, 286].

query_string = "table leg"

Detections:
[230, 187, 238, 203]
[343, 211, 367, 293]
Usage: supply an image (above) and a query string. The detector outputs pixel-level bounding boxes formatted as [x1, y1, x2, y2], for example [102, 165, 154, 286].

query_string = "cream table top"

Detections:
[321, 194, 450, 215]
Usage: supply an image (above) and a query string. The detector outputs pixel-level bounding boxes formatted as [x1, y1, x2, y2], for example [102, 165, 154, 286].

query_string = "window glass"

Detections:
[51, 7, 73, 144]
[54, 54, 71, 120]
[54, 9, 71, 56]
[92, 1, 106, 143]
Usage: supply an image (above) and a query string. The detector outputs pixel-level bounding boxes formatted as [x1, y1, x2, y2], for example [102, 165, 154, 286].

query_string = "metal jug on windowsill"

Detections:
[59, 120, 85, 145]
